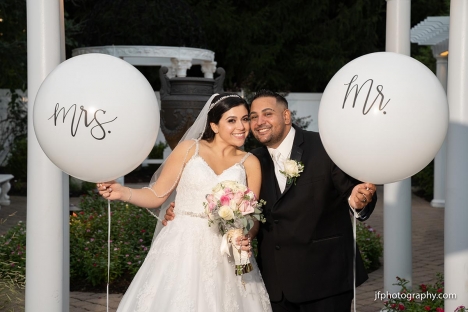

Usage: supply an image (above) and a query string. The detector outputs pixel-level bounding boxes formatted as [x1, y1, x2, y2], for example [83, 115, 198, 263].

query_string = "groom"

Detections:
[247, 90, 377, 311]
[164, 90, 377, 311]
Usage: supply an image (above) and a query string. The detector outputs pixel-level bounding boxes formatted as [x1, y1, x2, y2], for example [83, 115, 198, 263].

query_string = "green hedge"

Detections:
[356, 221, 383, 272]
[0, 192, 383, 292]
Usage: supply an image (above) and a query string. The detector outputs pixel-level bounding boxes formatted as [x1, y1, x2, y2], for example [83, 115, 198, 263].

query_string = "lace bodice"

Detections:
[174, 140, 250, 215]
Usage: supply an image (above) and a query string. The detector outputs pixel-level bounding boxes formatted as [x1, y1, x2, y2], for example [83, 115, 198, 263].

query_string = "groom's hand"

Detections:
[349, 183, 376, 209]
[162, 202, 176, 226]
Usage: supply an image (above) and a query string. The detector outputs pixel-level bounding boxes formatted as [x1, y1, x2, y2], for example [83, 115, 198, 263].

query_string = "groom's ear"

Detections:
[283, 109, 292, 125]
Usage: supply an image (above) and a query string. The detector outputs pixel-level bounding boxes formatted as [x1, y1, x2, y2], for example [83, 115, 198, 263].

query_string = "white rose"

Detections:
[222, 180, 239, 191]
[218, 205, 234, 220]
[229, 200, 239, 211]
[283, 160, 299, 176]
[236, 183, 248, 192]
[212, 183, 224, 193]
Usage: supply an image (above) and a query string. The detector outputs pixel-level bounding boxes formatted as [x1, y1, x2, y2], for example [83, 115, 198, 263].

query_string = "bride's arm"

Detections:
[243, 154, 262, 240]
[98, 140, 195, 208]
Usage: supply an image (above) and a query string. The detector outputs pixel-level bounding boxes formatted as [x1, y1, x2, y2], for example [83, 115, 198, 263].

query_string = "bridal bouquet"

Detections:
[203, 180, 265, 276]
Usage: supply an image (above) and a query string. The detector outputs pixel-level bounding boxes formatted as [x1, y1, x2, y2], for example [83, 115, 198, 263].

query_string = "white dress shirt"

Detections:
[267, 127, 296, 193]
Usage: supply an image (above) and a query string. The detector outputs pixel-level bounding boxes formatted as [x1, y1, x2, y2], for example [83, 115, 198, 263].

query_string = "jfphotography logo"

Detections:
[342, 75, 391, 115]
[48, 103, 118, 140]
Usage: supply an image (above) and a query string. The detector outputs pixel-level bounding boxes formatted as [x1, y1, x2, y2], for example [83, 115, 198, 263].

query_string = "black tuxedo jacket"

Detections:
[251, 126, 376, 303]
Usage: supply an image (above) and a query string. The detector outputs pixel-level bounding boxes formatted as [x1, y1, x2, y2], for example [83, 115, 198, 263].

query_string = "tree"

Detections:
[187, 0, 387, 92]
[0, 0, 27, 89]
[1, 0, 452, 92]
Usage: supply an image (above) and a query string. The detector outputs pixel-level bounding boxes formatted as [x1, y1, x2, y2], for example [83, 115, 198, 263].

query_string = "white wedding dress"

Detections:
[116, 141, 272, 312]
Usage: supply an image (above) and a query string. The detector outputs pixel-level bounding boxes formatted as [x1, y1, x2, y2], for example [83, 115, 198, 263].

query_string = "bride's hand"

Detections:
[235, 234, 253, 256]
[97, 181, 129, 201]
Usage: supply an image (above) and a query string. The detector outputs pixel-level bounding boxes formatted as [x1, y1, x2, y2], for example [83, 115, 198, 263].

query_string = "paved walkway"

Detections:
[0, 185, 444, 311]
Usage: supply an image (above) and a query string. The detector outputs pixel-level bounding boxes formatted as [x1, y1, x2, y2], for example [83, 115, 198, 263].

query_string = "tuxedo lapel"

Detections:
[278, 126, 304, 199]
[260, 147, 281, 201]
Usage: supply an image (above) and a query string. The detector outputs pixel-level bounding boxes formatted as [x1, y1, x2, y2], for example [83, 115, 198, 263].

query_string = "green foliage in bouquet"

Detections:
[70, 192, 157, 287]
[383, 274, 468, 312]
[356, 222, 383, 272]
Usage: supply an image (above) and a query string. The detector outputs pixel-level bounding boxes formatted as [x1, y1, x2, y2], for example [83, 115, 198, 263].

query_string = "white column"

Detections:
[166, 67, 177, 79]
[59, 0, 69, 310]
[201, 61, 217, 78]
[445, 0, 468, 309]
[25, 1, 65, 311]
[384, 0, 413, 293]
[170, 58, 192, 77]
[431, 54, 448, 208]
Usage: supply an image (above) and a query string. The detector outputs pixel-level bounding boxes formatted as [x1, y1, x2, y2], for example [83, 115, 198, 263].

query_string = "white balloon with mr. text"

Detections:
[318, 52, 448, 185]
[34, 53, 159, 183]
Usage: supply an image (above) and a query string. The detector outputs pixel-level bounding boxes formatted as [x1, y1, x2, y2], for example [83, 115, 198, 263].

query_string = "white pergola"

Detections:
[411, 17, 450, 208]
[72, 45, 217, 78]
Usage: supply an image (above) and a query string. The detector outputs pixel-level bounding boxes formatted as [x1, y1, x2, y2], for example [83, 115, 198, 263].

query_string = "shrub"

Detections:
[356, 221, 383, 272]
[0, 222, 26, 283]
[0, 90, 27, 167]
[0, 192, 383, 292]
[0, 215, 26, 311]
[412, 161, 434, 202]
[383, 274, 468, 312]
[148, 142, 167, 159]
[69, 178, 98, 197]
[70, 192, 156, 289]
[0, 193, 157, 292]
[3, 137, 27, 195]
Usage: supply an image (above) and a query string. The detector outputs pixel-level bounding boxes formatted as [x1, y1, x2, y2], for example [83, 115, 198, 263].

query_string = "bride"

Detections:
[97, 93, 272, 312]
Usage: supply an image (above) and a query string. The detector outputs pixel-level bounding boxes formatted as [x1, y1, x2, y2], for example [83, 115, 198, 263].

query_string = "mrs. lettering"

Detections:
[48, 103, 118, 140]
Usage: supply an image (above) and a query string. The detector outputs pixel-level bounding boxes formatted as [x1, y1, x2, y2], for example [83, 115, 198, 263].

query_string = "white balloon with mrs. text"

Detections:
[33, 53, 159, 183]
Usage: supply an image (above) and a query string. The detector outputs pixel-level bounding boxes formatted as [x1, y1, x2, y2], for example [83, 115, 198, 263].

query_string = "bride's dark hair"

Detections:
[201, 93, 249, 142]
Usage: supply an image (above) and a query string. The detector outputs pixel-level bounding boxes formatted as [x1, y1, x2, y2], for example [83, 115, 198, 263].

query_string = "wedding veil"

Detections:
[148, 93, 219, 240]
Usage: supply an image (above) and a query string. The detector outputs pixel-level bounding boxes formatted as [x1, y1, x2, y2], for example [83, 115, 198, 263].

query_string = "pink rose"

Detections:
[206, 194, 215, 203]
[223, 188, 234, 198]
[206, 194, 217, 212]
[239, 200, 255, 215]
[209, 202, 216, 212]
[220, 195, 231, 206]
[233, 191, 244, 205]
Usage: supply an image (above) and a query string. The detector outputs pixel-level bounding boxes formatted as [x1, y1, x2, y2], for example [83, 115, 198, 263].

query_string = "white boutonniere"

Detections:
[280, 159, 304, 185]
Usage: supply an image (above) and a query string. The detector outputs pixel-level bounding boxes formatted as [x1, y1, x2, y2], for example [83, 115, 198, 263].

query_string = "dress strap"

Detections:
[239, 152, 251, 165]
[193, 139, 200, 156]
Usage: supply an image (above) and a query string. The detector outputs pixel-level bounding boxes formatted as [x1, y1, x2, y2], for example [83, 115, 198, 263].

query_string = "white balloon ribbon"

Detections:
[220, 229, 253, 282]
[352, 209, 357, 312]
[107, 199, 111, 312]
[220, 233, 231, 256]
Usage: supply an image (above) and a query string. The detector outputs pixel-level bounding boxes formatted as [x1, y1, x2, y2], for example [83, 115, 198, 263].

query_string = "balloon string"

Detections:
[353, 209, 357, 312]
[107, 199, 111, 312]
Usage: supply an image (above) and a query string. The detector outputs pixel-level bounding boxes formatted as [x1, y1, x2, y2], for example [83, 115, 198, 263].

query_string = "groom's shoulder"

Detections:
[250, 146, 267, 158]
[297, 128, 321, 144]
